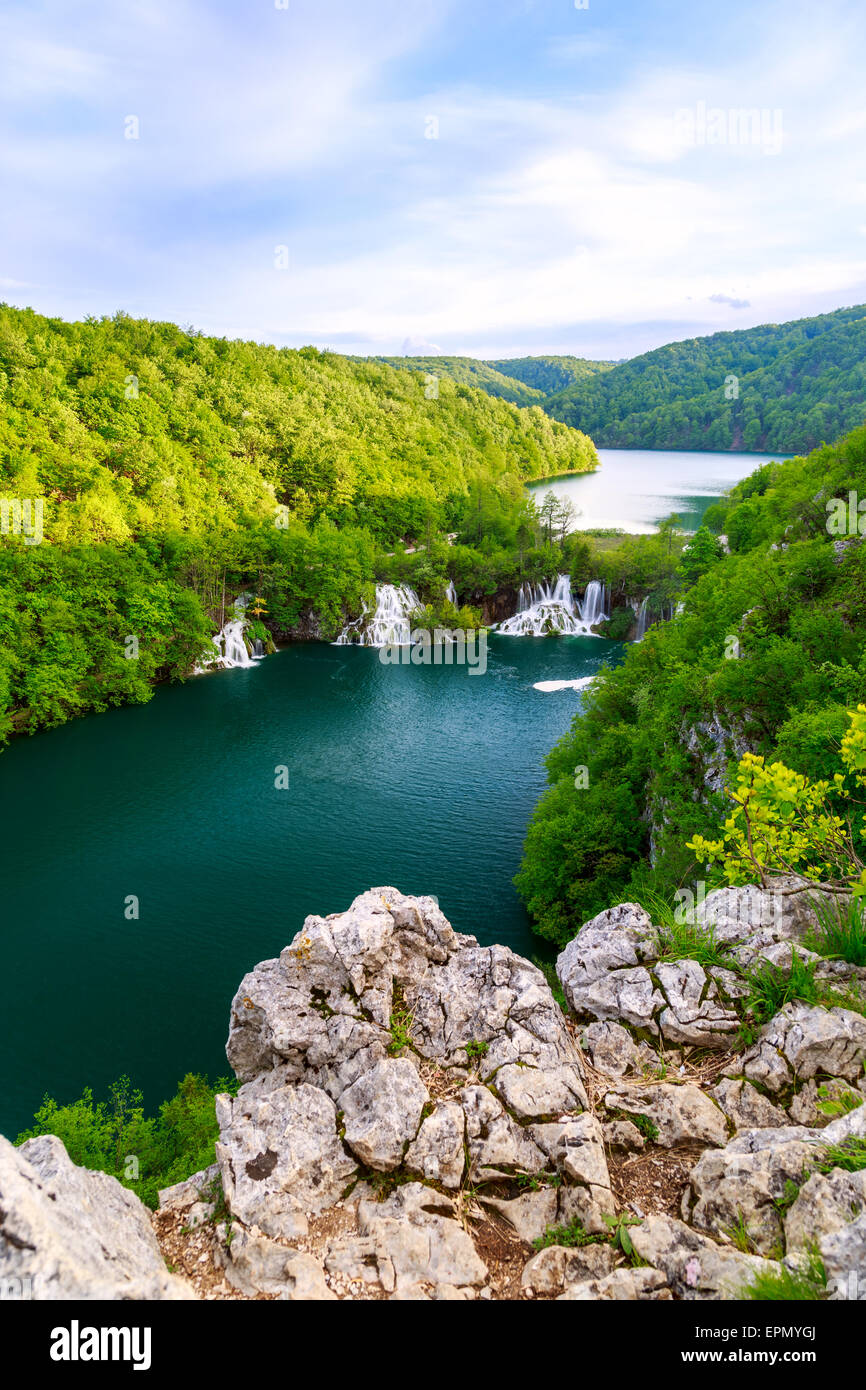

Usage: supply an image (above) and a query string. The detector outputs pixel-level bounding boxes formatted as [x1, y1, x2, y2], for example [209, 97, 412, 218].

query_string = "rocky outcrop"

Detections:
[557, 902, 740, 1046]
[215, 887, 594, 1297]
[739, 1001, 866, 1092]
[0, 1135, 194, 1300]
[8, 878, 866, 1303]
[205, 882, 866, 1300]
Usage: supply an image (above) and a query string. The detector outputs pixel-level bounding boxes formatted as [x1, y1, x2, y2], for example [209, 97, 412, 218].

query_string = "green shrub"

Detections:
[16, 1072, 233, 1209]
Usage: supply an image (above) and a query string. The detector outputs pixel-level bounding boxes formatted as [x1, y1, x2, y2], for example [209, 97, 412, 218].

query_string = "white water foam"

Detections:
[497, 576, 608, 636]
[533, 676, 597, 693]
[334, 583, 421, 648]
[194, 617, 258, 673]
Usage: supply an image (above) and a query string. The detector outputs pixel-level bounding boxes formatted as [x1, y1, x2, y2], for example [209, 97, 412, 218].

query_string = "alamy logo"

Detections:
[674, 102, 784, 155]
[379, 628, 487, 675]
[50, 1321, 152, 1371]
[826, 491, 866, 536]
[0, 497, 43, 545]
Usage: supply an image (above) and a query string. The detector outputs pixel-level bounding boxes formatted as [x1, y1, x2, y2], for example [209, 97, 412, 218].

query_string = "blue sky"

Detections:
[2, 0, 866, 359]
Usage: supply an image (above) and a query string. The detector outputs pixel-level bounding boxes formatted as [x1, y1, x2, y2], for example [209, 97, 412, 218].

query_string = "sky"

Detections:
[1, 0, 866, 361]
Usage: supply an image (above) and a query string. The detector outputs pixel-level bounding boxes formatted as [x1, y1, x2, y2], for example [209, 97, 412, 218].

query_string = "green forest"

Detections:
[373, 353, 613, 406]
[0, 304, 597, 741]
[379, 306, 866, 456]
[516, 423, 866, 944]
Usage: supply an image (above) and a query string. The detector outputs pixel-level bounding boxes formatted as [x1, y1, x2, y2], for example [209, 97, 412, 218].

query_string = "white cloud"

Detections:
[1, 0, 865, 357]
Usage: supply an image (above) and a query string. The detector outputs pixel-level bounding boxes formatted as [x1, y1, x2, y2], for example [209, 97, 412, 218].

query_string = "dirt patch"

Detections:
[153, 1207, 254, 1300]
[608, 1143, 706, 1222]
[466, 1206, 533, 1300]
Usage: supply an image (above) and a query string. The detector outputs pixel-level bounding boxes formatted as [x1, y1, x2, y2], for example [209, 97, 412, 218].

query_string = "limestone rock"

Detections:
[555, 1180, 617, 1233]
[529, 1113, 611, 1187]
[821, 1215, 866, 1299]
[695, 881, 818, 947]
[406, 940, 587, 1106]
[603, 1120, 646, 1151]
[741, 1003, 866, 1092]
[480, 1188, 558, 1244]
[461, 1085, 547, 1181]
[711, 1079, 788, 1131]
[580, 1021, 645, 1077]
[158, 1164, 220, 1212]
[785, 1168, 866, 1256]
[354, 1184, 488, 1292]
[521, 1241, 616, 1295]
[556, 904, 663, 1031]
[655, 960, 740, 1048]
[603, 1084, 728, 1148]
[557, 1267, 671, 1300]
[216, 1077, 354, 1232]
[685, 1125, 828, 1254]
[404, 1101, 465, 1188]
[220, 1226, 335, 1299]
[340, 1058, 429, 1171]
[1, 1135, 194, 1301]
[630, 1214, 780, 1299]
[495, 1062, 586, 1121]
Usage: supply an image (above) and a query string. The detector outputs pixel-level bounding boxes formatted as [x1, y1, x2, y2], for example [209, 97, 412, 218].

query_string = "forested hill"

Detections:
[0, 305, 597, 548]
[373, 305, 866, 456]
[517, 422, 866, 945]
[545, 304, 866, 454]
[358, 356, 547, 407]
[365, 354, 613, 408]
[0, 305, 597, 740]
[485, 355, 614, 396]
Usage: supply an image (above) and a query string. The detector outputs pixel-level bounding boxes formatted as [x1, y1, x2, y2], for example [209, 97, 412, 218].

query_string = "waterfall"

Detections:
[497, 575, 608, 637]
[195, 617, 257, 673]
[334, 583, 421, 647]
[632, 596, 678, 640]
[579, 579, 606, 626]
[446, 580, 458, 606]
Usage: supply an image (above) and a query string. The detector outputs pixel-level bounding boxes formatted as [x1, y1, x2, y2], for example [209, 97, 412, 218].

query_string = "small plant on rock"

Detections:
[816, 1082, 863, 1119]
[741, 1244, 827, 1301]
[602, 1211, 645, 1264]
[627, 1112, 660, 1144]
[721, 1209, 758, 1254]
[743, 949, 821, 1024]
[773, 1178, 802, 1218]
[806, 894, 866, 968]
[532, 1217, 606, 1251]
[816, 1135, 866, 1173]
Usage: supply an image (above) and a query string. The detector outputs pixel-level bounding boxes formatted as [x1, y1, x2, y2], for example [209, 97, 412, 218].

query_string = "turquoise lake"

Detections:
[0, 446, 775, 1136]
[0, 634, 621, 1135]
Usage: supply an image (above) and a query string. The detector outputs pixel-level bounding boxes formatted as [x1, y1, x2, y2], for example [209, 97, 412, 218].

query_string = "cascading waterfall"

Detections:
[497, 575, 608, 637]
[446, 580, 458, 606]
[195, 617, 258, 673]
[633, 596, 651, 641]
[334, 583, 421, 648]
[632, 596, 677, 640]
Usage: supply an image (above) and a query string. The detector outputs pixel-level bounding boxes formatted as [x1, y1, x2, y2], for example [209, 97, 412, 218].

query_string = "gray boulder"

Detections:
[0, 1134, 194, 1301]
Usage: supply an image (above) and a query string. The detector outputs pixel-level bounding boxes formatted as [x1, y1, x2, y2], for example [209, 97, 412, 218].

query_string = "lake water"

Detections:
[530, 447, 789, 533]
[0, 445, 768, 1137]
[0, 635, 620, 1136]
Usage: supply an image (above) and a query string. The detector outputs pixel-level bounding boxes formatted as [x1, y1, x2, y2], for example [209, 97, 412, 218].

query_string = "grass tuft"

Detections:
[806, 894, 866, 968]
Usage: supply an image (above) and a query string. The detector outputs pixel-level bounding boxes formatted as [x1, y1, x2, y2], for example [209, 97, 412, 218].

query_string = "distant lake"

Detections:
[530, 447, 791, 534]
